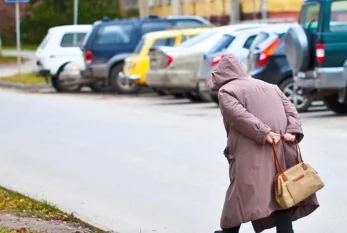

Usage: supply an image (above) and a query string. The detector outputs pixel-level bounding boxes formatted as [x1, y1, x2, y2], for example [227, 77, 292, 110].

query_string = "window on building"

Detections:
[131, 0, 138, 8]
[149, 0, 154, 7]
[167, 0, 172, 5]
[158, 0, 163, 6]
[330, 0, 347, 32]
[60, 33, 87, 47]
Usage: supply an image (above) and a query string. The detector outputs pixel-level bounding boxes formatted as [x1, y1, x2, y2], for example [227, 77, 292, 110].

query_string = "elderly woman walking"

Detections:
[208, 54, 319, 233]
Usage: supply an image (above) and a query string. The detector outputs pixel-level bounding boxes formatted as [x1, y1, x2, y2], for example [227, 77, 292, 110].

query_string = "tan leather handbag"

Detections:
[272, 141, 325, 209]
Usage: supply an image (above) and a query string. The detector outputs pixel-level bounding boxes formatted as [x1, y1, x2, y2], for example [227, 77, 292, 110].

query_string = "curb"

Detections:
[0, 81, 53, 92]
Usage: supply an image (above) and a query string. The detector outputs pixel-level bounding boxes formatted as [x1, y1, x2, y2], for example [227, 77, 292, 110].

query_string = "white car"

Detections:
[33, 24, 92, 92]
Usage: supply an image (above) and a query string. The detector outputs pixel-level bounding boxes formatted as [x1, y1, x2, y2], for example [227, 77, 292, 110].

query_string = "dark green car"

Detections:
[285, 0, 347, 114]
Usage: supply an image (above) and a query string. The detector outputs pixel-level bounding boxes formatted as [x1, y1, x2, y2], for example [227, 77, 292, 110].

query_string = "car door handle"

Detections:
[49, 55, 55, 58]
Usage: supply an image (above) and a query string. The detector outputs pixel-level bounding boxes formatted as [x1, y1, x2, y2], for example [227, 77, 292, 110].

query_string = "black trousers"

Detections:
[221, 209, 294, 233]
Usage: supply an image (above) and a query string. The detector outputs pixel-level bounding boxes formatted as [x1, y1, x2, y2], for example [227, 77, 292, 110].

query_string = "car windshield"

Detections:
[38, 33, 52, 50]
[178, 29, 221, 47]
[133, 38, 146, 54]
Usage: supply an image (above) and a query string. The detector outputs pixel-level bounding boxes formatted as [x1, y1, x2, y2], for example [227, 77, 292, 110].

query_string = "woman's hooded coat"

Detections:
[209, 54, 319, 232]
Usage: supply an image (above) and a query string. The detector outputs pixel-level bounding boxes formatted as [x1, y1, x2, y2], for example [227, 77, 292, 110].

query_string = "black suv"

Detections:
[80, 15, 212, 93]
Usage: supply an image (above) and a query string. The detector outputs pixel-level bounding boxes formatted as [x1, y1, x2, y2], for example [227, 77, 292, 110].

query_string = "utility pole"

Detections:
[74, 0, 78, 24]
[172, 0, 181, 15]
[261, 0, 267, 21]
[138, 0, 149, 18]
[230, 0, 241, 24]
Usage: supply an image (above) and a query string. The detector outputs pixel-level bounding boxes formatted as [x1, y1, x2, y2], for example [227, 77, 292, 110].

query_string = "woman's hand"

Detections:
[282, 133, 296, 142]
[266, 131, 281, 144]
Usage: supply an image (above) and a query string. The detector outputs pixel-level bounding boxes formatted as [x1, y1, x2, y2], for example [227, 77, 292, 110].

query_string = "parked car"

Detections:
[118, 27, 211, 94]
[79, 15, 212, 93]
[197, 26, 277, 103]
[146, 23, 264, 102]
[247, 24, 314, 112]
[33, 24, 92, 92]
[286, 0, 347, 114]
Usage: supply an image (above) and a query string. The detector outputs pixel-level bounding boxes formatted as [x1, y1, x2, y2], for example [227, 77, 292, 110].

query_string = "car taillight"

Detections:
[211, 54, 229, 66]
[84, 50, 93, 65]
[316, 43, 325, 63]
[166, 55, 173, 66]
[257, 38, 281, 67]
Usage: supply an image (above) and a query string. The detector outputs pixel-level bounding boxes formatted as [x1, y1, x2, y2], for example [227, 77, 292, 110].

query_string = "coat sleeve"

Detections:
[275, 86, 304, 142]
[218, 90, 272, 145]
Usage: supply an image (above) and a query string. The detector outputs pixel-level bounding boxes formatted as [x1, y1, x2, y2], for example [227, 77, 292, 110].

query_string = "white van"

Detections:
[33, 24, 92, 92]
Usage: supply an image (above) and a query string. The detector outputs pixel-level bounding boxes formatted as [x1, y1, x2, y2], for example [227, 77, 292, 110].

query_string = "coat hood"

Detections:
[208, 54, 250, 92]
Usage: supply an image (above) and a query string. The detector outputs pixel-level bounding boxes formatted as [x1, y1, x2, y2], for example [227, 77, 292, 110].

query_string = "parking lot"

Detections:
[0, 88, 346, 233]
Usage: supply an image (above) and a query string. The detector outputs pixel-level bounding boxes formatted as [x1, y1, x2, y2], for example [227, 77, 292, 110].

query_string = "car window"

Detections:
[93, 24, 133, 47]
[206, 34, 235, 54]
[181, 34, 199, 43]
[249, 32, 269, 52]
[330, 0, 347, 32]
[179, 29, 220, 47]
[243, 35, 257, 49]
[60, 33, 87, 47]
[152, 37, 176, 47]
[190, 33, 224, 50]
[172, 20, 208, 29]
[133, 38, 146, 54]
[299, 2, 320, 31]
[38, 33, 52, 50]
[141, 21, 172, 35]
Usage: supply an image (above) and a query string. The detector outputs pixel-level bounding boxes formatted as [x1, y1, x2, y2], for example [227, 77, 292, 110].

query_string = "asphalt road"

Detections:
[0, 89, 345, 233]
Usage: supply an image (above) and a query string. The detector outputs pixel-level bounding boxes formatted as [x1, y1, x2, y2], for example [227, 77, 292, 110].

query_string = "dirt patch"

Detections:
[0, 187, 111, 233]
[0, 213, 93, 233]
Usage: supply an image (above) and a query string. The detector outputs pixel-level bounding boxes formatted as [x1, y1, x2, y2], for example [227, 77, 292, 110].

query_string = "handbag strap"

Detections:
[272, 139, 304, 174]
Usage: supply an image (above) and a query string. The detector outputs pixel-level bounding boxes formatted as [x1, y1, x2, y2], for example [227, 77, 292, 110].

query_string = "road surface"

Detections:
[0, 89, 345, 233]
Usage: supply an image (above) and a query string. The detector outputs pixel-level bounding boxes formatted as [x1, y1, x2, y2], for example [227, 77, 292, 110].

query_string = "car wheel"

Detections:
[211, 94, 219, 105]
[51, 71, 82, 93]
[89, 80, 113, 93]
[110, 63, 140, 94]
[279, 78, 312, 113]
[185, 92, 203, 103]
[323, 93, 347, 114]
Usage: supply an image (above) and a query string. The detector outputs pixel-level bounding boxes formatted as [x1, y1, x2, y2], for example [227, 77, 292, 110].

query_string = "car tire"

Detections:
[51, 70, 82, 93]
[185, 92, 203, 103]
[110, 63, 140, 94]
[323, 93, 347, 114]
[89, 80, 113, 93]
[211, 94, 219, 105]
[279, 77, 312, 113]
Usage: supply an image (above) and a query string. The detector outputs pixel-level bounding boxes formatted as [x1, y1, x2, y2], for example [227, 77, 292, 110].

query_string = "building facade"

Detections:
[120, 0, 303, 25]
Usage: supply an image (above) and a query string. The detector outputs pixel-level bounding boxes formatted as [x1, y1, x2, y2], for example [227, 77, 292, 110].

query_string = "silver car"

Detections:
[196, 26, 277, 103]
[145, 23, 264, 102]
